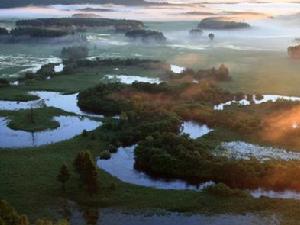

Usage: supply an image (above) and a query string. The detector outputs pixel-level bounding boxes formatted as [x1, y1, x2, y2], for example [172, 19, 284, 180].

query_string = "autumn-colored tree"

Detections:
[18, 215, 30, 225]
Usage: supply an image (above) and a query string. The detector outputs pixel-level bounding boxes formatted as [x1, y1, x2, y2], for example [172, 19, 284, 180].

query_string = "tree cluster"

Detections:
[179, 64, 231, 81]
[10, 27, 71, 38]
[125, 30, 167, 43]
[16, 18, 144, 32]
[198, 17, 250, 30]
[61, 46, 89, 61]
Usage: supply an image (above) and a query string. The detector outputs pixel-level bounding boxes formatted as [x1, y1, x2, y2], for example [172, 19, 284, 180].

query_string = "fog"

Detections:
[1, 2, 300, 95]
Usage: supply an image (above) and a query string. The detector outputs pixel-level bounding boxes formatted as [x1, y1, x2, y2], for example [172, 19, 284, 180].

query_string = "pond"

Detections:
[214, 95, 300, 111]
[0, 116, 100, 148]
[54, 63, 64, 73]
[250, 188, 300, 200]
[181, 121, 213, 139]
[0, 91, 102, 117]
[104, 75, 161, 84]
[170, 64, 186, 74]
[97, 145, 214, 190]
[69, 207, 279, 225]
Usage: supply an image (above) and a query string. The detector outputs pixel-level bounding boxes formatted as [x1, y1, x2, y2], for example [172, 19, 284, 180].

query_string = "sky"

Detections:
[1, 0, 300, 20]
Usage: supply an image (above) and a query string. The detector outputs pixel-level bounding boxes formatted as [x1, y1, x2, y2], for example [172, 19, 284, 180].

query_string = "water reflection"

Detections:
[0, 91, 103, 117]
[214, 94, 300, 111]
[170, 64, 185, 74]
[69, 205, 279, 225]
[97, 145, 214, 190]
[0, 116, 100, 148]
[251, 188, 300, 200]
[104, 75, 161, 84]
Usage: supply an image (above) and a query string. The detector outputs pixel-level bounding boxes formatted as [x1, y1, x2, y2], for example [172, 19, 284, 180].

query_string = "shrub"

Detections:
[204, 183, 249, 198]
[99, 151, 111, 160]
[61, 46, 88, 61]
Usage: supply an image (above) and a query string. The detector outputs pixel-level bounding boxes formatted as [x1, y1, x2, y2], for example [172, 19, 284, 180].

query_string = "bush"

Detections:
[204, 183, 249, 198]
[82, 129, 88, 137]
[61, 46, 88, 61]
[99, 151, 111, 160]
[0, 79, 9, 88]
[108, 144, 118, 153]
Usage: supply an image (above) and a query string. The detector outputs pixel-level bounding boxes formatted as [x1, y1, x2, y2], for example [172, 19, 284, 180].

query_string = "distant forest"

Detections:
[0, 0, 149, 8]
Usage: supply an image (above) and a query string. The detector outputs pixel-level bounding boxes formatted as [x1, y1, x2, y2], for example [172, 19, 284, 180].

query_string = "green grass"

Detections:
[0, 64, 168, 101]
[0, 87, 39, 102]
[0, 107, 72, 132]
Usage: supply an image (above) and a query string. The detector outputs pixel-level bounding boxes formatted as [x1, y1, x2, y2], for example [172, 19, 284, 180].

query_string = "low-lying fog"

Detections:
[2, 2, 300, 95]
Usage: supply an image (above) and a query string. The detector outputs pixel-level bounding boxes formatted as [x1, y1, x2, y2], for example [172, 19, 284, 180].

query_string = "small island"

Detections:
[189, 28, 203, 36]
[16, 18, 144, 33]
[125, 30, 167, 43]
[198, 17, 250, 30]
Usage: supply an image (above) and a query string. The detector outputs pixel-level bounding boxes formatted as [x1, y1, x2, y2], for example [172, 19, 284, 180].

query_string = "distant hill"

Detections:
[0, 0, 149, 8]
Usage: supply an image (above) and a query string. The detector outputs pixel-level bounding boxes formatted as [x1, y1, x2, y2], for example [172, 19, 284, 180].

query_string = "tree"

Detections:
[73, 151, 98, 195]
[208, 33, 215, 41]
[0, 200, 19, 225]
[0, 79, 9, 88]
[73, 152, 86, 175]
[61, 46, 88, 61]
[215, 64, 230, 81]
[83, 159, 98, 196]
[57, 164, 70, 192]
[18, 215, 30, 225]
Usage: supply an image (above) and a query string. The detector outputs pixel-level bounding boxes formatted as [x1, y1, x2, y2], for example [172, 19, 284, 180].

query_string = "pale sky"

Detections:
[1, 1, 300, 20]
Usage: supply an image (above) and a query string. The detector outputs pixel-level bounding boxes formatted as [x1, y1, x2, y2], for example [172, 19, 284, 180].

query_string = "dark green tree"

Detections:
[83, 159, 98, 196]
[61, 46, 88, 61]
[73, 151, 98, 195]
[57, 164, 70, 192]
[73, 152, 85, 174]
